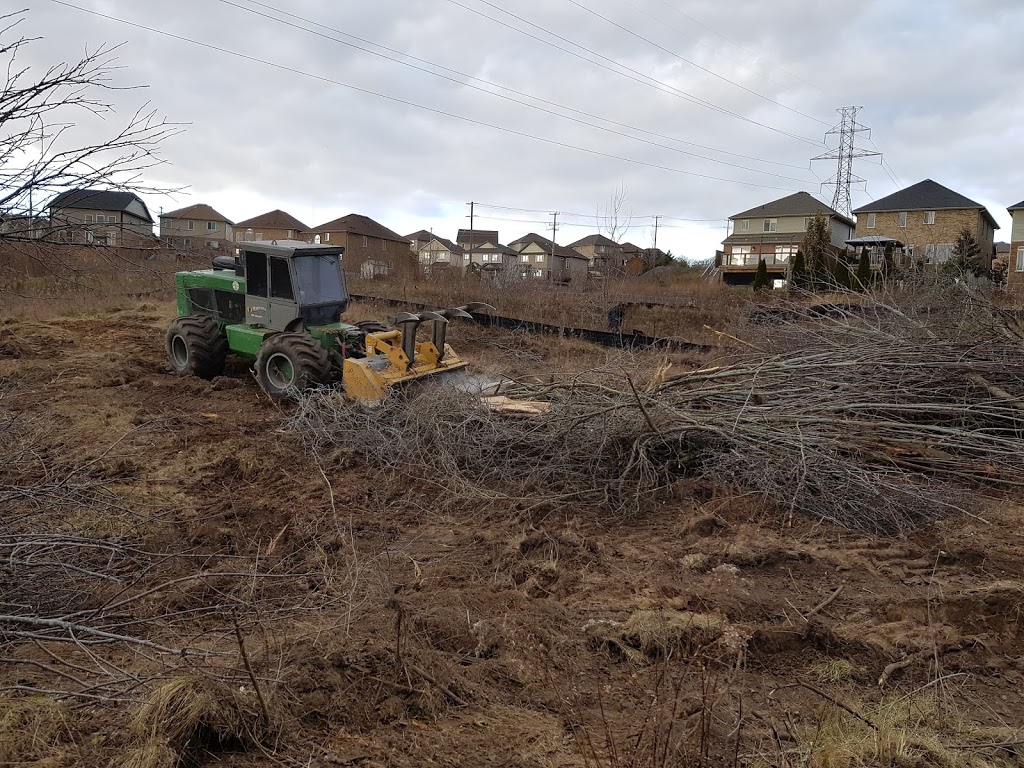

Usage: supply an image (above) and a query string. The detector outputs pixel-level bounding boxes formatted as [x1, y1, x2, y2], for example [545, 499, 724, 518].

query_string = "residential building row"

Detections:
[716, 179, 1018, 287]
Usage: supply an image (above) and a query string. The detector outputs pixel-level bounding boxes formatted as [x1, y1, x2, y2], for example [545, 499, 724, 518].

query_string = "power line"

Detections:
[215, 0, 817, 184]
[51, 0, 817, 192]
[474, 202, 723, 222]
[564, 0, 829, 126]
[224, 0, 811, 173]
[446, 0, 826, 148]
[613, 0, 819, 96]
[654, 0, 820, 92]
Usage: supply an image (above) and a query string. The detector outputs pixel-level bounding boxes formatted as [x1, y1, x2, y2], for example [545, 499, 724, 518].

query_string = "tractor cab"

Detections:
[234, 240, 350, 329]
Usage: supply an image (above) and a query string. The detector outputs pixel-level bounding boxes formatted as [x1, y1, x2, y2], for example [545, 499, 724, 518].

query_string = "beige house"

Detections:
[508, 233, 590, 282]
[416, 235, 466, 273]
[406, 229, 434, 253]
[852, 180, 998, 269]
[308, 213, 414, 279]
[1005, 201, 1024, 289]
[568, 234, 627, 275]
[718, 191, 854, 286]
[233, 210, 309, 243]
[47, 188, 155, 246]
[160, 204, 234, 251]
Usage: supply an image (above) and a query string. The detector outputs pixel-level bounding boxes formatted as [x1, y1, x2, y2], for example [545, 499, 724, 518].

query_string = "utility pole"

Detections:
[812, 106, 880, 218]
[652, 215, 662, 265]
[467, 201, 475, 267]
[550, 211, 559, 278]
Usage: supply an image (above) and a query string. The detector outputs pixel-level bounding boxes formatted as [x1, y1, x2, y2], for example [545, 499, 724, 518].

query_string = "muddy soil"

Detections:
[1, 303, 1022, 767]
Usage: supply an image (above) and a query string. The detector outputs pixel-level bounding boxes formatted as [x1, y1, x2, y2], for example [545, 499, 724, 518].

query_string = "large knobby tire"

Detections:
[166, 315, 228, 380]
[254, 332, 332, 398]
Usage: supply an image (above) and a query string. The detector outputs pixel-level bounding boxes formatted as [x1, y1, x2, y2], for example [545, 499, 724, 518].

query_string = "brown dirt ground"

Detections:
[1, 301, 1023, 768]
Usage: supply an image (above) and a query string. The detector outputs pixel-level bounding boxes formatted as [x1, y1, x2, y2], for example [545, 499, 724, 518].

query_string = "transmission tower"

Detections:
[812, 106, 880, 217]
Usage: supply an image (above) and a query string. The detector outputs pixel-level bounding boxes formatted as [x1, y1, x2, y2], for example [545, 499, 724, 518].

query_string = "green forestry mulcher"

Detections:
[166, 240, 488, 402]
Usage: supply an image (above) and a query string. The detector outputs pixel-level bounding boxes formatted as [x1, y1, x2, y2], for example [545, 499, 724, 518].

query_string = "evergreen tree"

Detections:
[752, 258, 771, 292]
[790, 249, 808, 289]
[855, 247, 872, 287]
[833, 258, 853, 290]
[801, 212, 831, 277]
[942, 226, 984, 279]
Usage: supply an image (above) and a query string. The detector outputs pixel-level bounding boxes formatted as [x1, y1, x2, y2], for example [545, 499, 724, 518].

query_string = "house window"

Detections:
[255, 232, 263, 240]
[207, 221, 217, 231]
[362, 235, 368, 248]
[898, 212, 907, 228]
[521, 254, 530, 263]
[96, 214, 105, 224]
[775, 245, 797, 263]
[323, 233, 330, 242]
[85, 214, 94, 223]
[1017, 247, 1024, 272]
[803, 217, 812, 231]
[867, 213, 876, 229]
[739, 219, 749, 232]
[924, 211, 935, 225]
[730, 245, 752, 266]
[535, 254, 544, 263]
[184, 237, 192, 247]
[286, 230, 293, 238]
[383, 240, 388, 251]
[763, 218, 777, 232]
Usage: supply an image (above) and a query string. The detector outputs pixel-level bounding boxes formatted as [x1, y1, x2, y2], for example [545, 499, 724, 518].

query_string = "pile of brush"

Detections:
[294, 279, 1024, 534]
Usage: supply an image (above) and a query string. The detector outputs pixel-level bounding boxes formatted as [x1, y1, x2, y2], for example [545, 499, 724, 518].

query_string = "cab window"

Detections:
[245, 251, 268, 297]
[270, 257, 294, 300]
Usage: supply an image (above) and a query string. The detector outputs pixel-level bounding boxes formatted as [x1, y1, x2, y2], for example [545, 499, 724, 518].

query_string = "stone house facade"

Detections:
[233, 210, 309, 244]
[307, 213, 414, 279]
[852, 180, 998, 269]
[160, 204, 234, 251]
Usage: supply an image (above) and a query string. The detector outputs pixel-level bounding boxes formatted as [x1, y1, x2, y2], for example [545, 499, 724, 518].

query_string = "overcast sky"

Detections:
[16, 0, 1024, 259]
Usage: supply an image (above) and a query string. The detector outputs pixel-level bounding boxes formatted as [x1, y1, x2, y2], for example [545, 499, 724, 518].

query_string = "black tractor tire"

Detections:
[254, 332, 332, 398]
[355, 320, 391, 335]
[166, 315, 228, 380]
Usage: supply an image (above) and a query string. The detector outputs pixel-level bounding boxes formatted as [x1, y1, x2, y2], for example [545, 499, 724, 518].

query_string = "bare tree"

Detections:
[0, 9, 182, 241]
[596, 182, 632, 243]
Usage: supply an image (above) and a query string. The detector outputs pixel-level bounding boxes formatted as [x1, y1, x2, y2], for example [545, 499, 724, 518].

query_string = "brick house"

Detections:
[852, 180, 998, 270]
[508, 233, 590, 282]
[47, 188, 155, 246]
[307, 213, 414, 278]
[233, 210, 309, 243]
[718, 191, 854, 286]
[568, 234, 627, 275]
[1008, 200, 1024, 288]
[160, 204, 234, 251]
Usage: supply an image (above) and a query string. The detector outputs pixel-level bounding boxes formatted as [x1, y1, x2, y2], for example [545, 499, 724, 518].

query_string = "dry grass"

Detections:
[126, 675, 274, 767]
[798, 695, 1018, 768]
[0, 697, 76, 764]
[812, 659, 862, 684]
[595, 610, 726, 664]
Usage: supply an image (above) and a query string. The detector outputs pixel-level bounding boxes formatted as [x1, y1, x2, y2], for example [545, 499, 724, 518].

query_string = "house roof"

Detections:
[309, 213, 408, 243]
[474, 242, 517, 256]
[163, 203, 234, 225]
[421, 236, 465, 255]
[457, 229, 499, 245]
[48, 188, 154, 223]
[405, 229, 434, 242]
[853, 179, 999, 228]
[1008, 200, 1024, 212]
[732, 191, 853, 227]
[995, 241, 1011, 254]
[508, 232, 586, 260]
[235, 209, 308, 231]
[567, 233, 622, 249]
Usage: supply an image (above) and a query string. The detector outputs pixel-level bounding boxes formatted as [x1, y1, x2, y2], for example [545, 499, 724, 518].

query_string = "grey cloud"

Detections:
[16, 0, 1023, 258]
